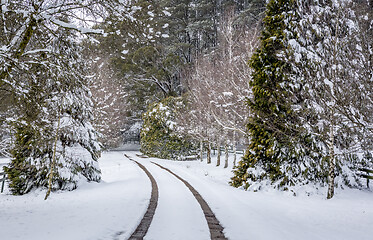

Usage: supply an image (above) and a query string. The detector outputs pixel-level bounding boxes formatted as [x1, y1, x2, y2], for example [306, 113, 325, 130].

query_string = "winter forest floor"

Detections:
[1, 152, 373, 240]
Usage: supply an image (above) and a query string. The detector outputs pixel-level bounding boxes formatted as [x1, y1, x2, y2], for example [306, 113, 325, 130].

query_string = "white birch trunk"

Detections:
[207, 141, 211, 164]
[224, 141, 229, 168]
[216, 138, 221, 166]
[327, 124, 335, 199]
[233, 132, 236, 167]
[200, 139, 203, 162]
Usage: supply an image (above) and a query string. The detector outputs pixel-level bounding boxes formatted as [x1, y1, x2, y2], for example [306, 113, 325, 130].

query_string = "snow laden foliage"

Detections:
[231, 0, 315, 192]
[233, 0, 373, 196]
[106, 0, 183, 102]
[87, 0, 180, 146]
[0, 0, 138, 195]
[4, 37, 101, 195]
[140, 97, 196, 160]
[0, 134, 11, 157]
[0, 110, 12, 157]
[283, 0, 373, 196]
[0, 0, 138, 85]
[86, 54, 129, 149]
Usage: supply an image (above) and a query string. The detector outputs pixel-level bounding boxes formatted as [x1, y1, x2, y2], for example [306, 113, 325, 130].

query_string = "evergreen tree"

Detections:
[4, 32, 101, 195]
[188, 0, 219, 55]
[158, 0, 193, 62]
[103, 0, 182, 104]
[232, 0, 373, 196]
[231, 0, 307, 190]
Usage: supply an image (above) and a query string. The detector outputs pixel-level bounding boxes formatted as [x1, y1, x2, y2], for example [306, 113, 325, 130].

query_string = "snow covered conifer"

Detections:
[231, 0, 307, 190]
[4, 33, 101, 195]
[232, 0, 373, 196]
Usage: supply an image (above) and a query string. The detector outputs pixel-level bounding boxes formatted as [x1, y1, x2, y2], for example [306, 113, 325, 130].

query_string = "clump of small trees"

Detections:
[175, 9, 260, 168]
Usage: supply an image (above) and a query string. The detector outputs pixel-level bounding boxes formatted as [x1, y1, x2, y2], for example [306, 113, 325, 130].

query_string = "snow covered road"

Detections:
[126, 152, 373, 240]
[124, 152, 226, 240]
[131, 158, 210, 240]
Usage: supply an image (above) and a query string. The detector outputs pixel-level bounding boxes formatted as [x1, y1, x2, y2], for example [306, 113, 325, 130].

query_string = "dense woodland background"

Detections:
[0, 0, 372, 199]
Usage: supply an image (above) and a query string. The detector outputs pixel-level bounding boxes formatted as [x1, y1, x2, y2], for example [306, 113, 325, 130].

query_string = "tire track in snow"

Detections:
[124, 154, 158, 240]
[151, 161, 228, 240]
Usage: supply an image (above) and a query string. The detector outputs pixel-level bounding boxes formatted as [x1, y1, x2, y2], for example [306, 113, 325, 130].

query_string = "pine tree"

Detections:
[158, 0, 193, 62]
[105, 0, 183, 101]
[189, 0, 219, 54]
[231, 0, 302, 189]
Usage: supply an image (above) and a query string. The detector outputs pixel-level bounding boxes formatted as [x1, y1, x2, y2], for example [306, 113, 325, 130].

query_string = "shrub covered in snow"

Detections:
[140, 97, 196, 159]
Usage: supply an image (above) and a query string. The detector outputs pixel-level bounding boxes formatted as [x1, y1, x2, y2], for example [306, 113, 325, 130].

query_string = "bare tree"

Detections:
[87, 54, 129, 149]
[181, 10, 259, 167]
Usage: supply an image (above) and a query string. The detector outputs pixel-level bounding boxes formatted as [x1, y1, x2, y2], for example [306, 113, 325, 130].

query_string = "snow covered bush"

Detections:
[140, 97, 196, 159]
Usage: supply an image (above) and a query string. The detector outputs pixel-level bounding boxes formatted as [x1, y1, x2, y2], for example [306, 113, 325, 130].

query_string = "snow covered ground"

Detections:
[1, 152, 373, 240]
[134, 153, 373, 240]
[0, 153, 150, 240]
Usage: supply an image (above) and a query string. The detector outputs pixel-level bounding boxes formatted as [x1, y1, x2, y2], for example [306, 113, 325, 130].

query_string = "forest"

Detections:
[0, 0, 373, 200]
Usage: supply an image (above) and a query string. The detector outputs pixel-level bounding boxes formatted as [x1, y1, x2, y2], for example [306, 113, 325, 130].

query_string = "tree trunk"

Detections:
[327, 125, 335, 199]
[233, 132, 236, 167]
[45, 110, 61, 200]
[200, 139, 203, 162]
[207, 141, 211, 164]
[224, 142, 229, 168]
[327, 8, 341, 200]
[216, 138, 221, 166]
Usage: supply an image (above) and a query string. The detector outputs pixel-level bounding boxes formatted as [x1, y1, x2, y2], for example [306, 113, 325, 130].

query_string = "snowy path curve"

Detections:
[126, 152, 227, 240]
